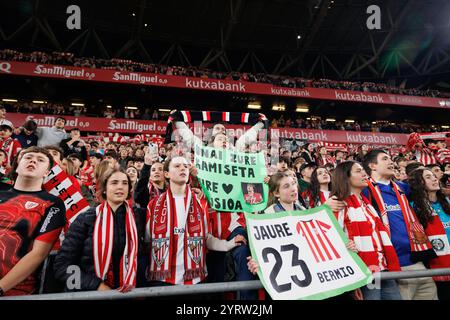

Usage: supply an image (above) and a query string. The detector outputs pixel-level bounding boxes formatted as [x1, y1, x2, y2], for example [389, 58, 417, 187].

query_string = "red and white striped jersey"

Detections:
[414, 148, 438, 166]
[0, 137, 21, 166]
[436, 148, 450, 165]
[207, 207, 246, 241]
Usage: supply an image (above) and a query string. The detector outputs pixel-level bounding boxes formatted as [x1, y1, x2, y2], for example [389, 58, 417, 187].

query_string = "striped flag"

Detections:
[202, 111, 211, 121]
[43, 164, 90, 230]
[296, 219, 341, 263]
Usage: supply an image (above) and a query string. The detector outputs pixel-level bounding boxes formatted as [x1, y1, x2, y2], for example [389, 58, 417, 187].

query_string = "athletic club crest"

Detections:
[187, 237, 203, 265]
[151, 237, 170, 267]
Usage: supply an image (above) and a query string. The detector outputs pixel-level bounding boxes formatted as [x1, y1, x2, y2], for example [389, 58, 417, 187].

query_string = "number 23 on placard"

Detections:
[262, 244, 312, 293]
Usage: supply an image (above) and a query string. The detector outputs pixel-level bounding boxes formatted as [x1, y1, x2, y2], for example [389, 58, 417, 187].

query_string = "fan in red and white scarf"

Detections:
[80, 163, 95, 187]
[0, 124, 21, 169]
[407, 133, 438, 166]
[435, 140, 450, 165]
[365, 178, 436, 262]
[315, 145, 336, 167]
[336, 194, 401, 272]
[93, 201, 138, 292]
[146, 185, 208, 285]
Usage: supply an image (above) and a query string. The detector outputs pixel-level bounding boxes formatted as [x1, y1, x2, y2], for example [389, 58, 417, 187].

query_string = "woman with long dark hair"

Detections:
[331, 161, 402, 300]
[409, 168, 450, 300]
[300, 166, 347, 212]
[54, 168, 145, 292]
[302, 166, 332, 208]
[300, 143, 315, 164]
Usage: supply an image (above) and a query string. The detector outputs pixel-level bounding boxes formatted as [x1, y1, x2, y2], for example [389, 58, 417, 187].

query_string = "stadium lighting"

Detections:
[296, 107, 309, 113]
[272, 104, 286, 111]
[32, 100, 46, 104]
[125, 106, 138, 110]
[2, 99, 17, 102]
[345, 119, 355, 123]
[247, 102, 261, 110]
[297, 35, 301, 40]
[442, 125, 449, 129]
[71, 103, 84, 106]
[132, 13, 136, 17]
[145, 23, 148, 27]
[158, 108, 171, 112]
[326, 118, 336, 122]
[372, 121, 377, 124]
[106, 105, 112, 108]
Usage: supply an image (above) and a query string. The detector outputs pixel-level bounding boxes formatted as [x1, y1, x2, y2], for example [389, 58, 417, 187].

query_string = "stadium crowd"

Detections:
[0, 107, 449, 300]
[0, 49, 443, 98]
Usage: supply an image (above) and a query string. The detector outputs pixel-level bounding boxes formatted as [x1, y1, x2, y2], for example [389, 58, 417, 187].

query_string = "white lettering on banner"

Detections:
[245, 207, 372, 300]
[0, 62, 12, 73]
[35, 65, 82, 78]
[345, 132, 397, 144]
[112, 72, 160, 84]
[26, 115, 86, 128]
[270, 87, 311, 97]
[185, 78, 246, 92]
[273, 129, 328, 141]
[108, 120, 156, 132]
[335, 91, 384, 103]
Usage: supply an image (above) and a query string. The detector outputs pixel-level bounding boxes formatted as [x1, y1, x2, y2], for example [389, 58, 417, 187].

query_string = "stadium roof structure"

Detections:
[1, 0, 450, 91]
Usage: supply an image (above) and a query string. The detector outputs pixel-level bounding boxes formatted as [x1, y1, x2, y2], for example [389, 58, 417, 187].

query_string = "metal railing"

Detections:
[2, 267, 450, 300]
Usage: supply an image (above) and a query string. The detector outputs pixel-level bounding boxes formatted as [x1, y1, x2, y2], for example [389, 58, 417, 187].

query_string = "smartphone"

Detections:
[149, 143, 159, 155]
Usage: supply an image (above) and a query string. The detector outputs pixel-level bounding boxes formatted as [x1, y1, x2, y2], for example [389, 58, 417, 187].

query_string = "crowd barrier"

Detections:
[2, 268, 450, 300]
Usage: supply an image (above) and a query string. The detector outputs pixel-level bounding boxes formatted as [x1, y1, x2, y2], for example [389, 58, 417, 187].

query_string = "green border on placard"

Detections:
[245, 205, 374, 300]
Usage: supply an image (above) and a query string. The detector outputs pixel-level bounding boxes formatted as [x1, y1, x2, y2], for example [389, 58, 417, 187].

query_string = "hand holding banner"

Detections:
[245, 205, 373, 300]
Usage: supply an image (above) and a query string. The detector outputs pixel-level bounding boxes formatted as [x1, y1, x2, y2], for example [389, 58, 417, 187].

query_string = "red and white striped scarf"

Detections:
[165, 110, 268, 144]
[366, 179, 435, 260]
[339, 194, 401, 272]
[146, 186, 207, 283]
[93, 201, 138, 292]
[147, 180, 163, 203]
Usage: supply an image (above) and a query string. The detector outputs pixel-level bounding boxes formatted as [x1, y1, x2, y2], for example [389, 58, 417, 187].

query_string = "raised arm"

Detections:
[235, 121, 265, 152]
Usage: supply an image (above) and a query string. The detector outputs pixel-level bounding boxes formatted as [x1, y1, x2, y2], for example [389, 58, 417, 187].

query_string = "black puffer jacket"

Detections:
[54, 203, 146, 291]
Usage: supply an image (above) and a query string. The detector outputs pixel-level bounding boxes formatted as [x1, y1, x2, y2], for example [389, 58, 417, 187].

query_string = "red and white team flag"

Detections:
[43, 165, 90, 230]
